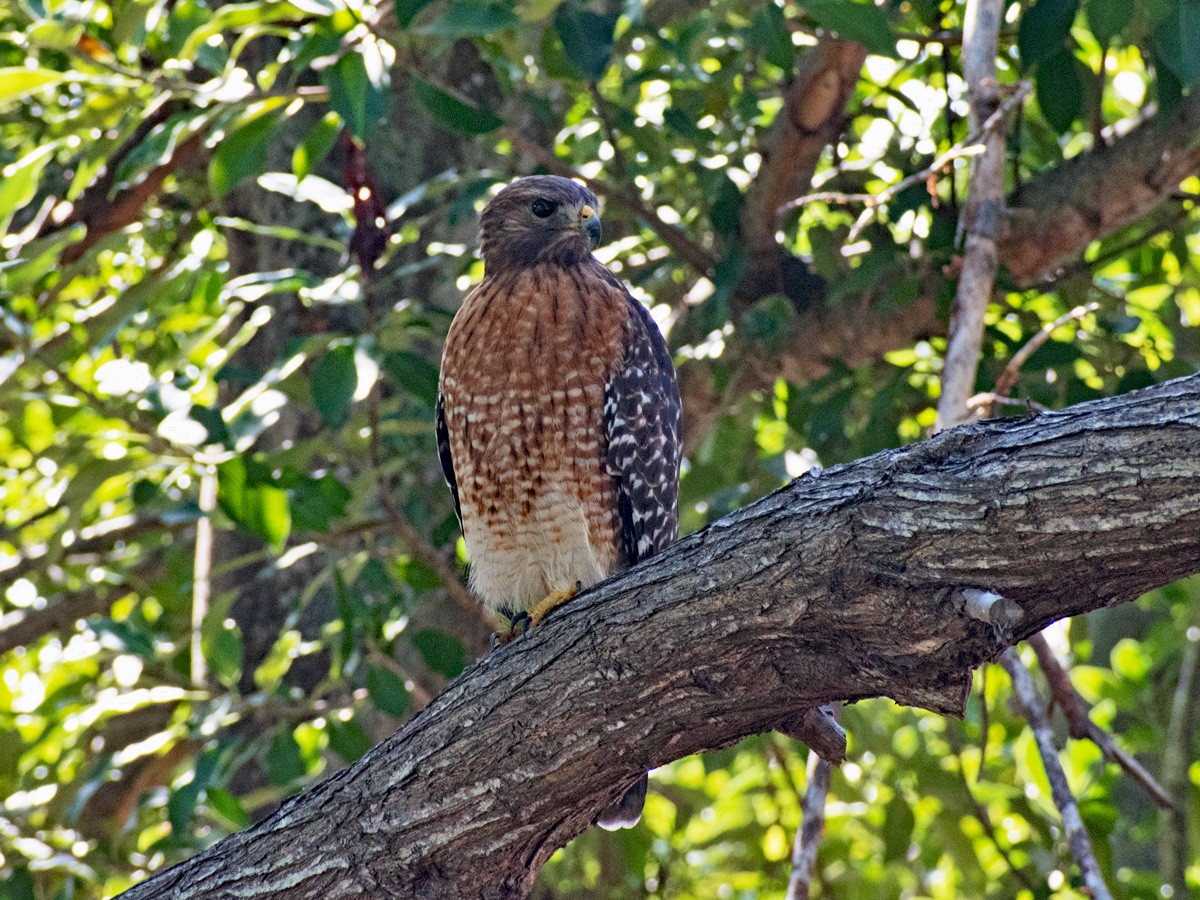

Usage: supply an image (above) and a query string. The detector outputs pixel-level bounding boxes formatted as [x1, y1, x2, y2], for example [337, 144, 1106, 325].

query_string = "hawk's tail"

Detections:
[597, 773, 648, 831]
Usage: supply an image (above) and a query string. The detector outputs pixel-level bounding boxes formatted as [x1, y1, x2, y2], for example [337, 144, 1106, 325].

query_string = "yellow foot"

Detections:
[528, 581, 581, 628]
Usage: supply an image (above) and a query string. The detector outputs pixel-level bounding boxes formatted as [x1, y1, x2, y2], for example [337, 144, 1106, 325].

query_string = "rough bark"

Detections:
[1000, 91, 1200, 286]
[118, 373, 1200, 900]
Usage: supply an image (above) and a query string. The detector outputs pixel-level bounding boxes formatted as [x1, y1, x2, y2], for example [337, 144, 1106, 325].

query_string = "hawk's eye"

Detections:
[531, 198, 557, 218]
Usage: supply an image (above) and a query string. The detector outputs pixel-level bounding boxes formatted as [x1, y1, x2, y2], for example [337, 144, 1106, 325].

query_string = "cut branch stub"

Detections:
[118, 373, 1200, 900]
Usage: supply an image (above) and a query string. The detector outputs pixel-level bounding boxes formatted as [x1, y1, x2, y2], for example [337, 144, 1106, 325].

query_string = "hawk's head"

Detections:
[479, 175, 602, 270]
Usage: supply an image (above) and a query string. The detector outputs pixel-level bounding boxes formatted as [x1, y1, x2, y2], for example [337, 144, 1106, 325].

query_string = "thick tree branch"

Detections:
[741, 38, 868, 261]
[999, 91, 1200, 285]
[118, 373, 1200, 900]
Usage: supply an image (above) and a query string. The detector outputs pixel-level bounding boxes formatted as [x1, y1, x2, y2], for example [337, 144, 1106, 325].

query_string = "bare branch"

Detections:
[1000, 649, 1113, 900]
[1028, 633, 1174, 810]
[1159, 624, 1200, 893]
[785, 748, 833, 900]
[990, 303, 1100, 405]
[935, 0, 1006, 432]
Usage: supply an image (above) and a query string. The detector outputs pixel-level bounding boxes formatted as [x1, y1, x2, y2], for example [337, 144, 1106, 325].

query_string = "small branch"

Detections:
[587, 82, 628, 181]
[1159, 625, 1200, 893]
[1000, 649, 1114, 900]
[192, 466, 217, 686]
[785, 748, 833, 900]
[1028, 633, 1174, 810]
[990, 303, 1100, 405]
[966, 393, 1049, 414]
[0, 586, 122, 655]
[847, 83, 1028, 244]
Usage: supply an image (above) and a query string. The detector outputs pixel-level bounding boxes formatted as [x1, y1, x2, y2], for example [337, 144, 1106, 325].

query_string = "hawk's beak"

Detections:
[580, 204, 602, 249]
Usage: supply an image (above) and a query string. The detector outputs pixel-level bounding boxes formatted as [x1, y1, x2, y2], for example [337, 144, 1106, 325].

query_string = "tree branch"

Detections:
[999, 91, 1200, 285]
[1000, 649, 1114, 900]
[117, 373, 1200, 900]
[935, 0, 1005, 432]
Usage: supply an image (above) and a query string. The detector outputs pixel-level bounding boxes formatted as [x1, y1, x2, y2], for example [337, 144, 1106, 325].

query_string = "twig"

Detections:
[1159, 625, 1200, 893]
[1000, 648, 1114, 900]
[966, 393, 1049, 414]
[783, 83, 1029, 247]
[364, 636, 435, 710]
[192, 466, 218, 686]
[960, 587, 1023, 633]
[785, 747, 833, 900]
[0, 585, 123, 655]
[587, 82, 628, 181]
[934, 0, 1009, 433]
[1028, 633, 1174, 810]
[500, 128, 717, 276]
[991, 303, 1100, 405]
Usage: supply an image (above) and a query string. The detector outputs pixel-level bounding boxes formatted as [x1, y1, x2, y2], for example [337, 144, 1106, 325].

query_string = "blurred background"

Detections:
[1, 0, 1198, 896]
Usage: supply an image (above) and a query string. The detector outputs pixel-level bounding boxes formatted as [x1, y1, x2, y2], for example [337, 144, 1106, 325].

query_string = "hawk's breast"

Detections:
[439, 266, 630, 613]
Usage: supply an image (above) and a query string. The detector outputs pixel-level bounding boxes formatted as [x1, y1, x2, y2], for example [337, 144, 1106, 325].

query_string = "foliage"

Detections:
[0, 0, 1198, 897]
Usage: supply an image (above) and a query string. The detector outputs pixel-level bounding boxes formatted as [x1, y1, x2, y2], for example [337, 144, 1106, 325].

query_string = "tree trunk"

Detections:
[118, 373, 1200, 900]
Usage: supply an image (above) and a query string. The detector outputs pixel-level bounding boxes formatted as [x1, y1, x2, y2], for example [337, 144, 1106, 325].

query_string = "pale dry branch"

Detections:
[934, 0, 1006, 433]
[1000, 649, 1113, 900]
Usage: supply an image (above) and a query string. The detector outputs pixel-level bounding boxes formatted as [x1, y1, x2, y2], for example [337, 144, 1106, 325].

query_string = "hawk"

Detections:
[436, 174, 682, 829]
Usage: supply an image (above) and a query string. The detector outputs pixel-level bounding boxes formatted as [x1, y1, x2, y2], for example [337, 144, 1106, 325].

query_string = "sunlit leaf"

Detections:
[804, 0, 898, 58]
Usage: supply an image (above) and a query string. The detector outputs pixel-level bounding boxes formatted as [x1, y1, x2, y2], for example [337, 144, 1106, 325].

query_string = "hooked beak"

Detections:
[580, 204, 602, 249]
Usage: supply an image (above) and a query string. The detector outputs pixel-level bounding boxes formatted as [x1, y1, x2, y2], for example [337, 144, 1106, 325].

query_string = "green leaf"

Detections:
[0, 68, 64, 108]
[554, 2, 617, 80]
[266, 728, 307, 784]
[290, 473, 351, 531]
[803, 0, 898, 58]
[312, 345, 358, 428]
[395, 0, 433, 27]
[1085, 0, 1131, 44]
[1036, 50, 1083, 131]
[321, 44, 390, 140]
[326, 718, 373, 762]
[412, 628, 466, 677]
[410, 77, 503, 134]
[293, 111, 342, 180]
[367, 664, 412, 717]
[168, 747, 220, 833]
[1152, 0, 1200, 87]
[1018, 0, 1080, 67]
[217, 456, 292, 550]
[0, 143, 55, 234]
[882, 793, 916, 862]
[205, 787, 250, 828]
[208, 622, 244, 689]
[415, 0, 520, 36]
[210, 104, 285, 199]
[384, 350, 441, 407]
[749, 3, 795, 70]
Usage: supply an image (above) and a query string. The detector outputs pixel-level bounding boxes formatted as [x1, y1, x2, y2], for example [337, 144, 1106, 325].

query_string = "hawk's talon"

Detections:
[490, 611, 532, 649]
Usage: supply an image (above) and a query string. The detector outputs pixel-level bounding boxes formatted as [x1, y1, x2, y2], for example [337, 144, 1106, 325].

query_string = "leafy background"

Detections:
[1, 0, 1198, 897]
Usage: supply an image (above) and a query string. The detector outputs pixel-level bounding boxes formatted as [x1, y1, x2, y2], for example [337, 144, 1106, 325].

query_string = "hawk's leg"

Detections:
[528, 581, 582, 628]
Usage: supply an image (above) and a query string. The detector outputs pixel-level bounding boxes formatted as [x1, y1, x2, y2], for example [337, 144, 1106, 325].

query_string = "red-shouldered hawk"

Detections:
[436, 174, 682, 829]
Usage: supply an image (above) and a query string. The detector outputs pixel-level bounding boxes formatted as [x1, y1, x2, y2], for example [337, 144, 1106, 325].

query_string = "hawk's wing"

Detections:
[604, 293, 682, 566]
[435, 392, 463, 532]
